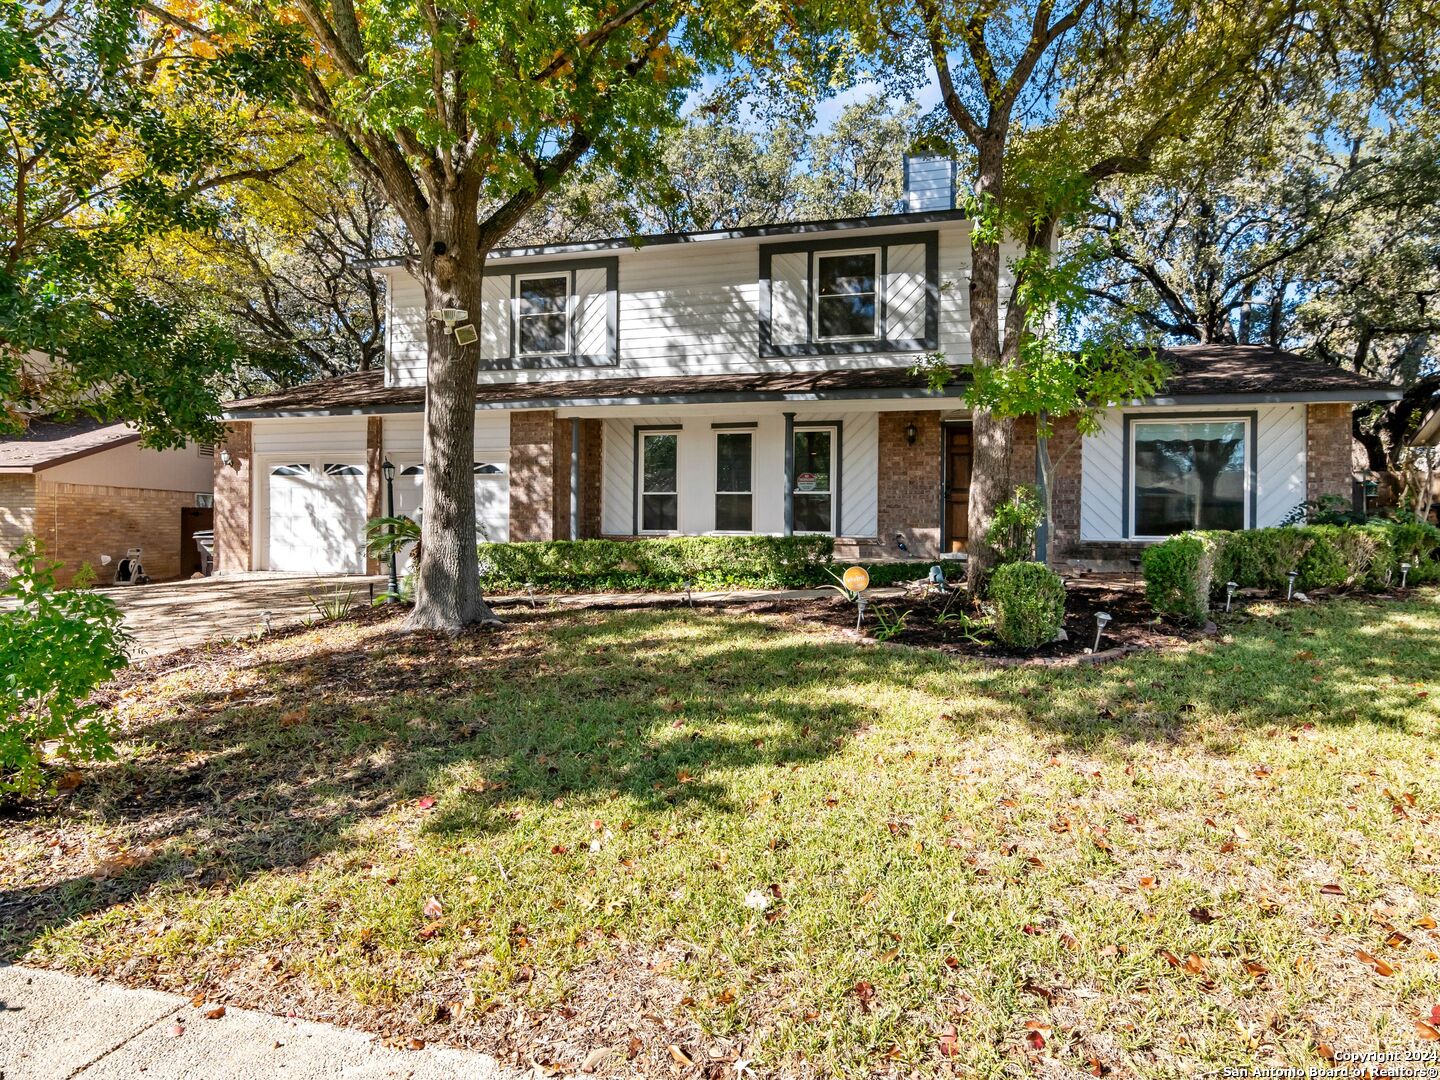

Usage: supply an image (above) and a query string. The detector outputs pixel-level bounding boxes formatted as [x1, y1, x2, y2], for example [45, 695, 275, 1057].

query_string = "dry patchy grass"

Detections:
[2, 593, 1439, 1077]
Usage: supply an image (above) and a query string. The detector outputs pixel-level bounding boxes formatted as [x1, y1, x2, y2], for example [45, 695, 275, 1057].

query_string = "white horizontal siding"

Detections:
[599, 409, 879, 538]
[382, 219, 986, 386]
[382, 413, 511, 456]
[252, 417, 367, 456]
[1080, 404, 1308, 540]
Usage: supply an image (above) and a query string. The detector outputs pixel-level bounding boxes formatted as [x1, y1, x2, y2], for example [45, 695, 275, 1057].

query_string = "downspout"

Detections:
[569, 417, 580, 540]
[783, 412, 796, 536]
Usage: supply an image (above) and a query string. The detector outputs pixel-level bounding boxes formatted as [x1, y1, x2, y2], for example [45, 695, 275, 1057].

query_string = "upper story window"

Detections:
[760, 230, 939, 358]
[516, 274, 570, 357]
[815, 250, 879, 341]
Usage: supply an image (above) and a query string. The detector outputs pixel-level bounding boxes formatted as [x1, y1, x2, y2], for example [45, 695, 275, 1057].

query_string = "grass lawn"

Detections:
[3, 592, 1439, 1076]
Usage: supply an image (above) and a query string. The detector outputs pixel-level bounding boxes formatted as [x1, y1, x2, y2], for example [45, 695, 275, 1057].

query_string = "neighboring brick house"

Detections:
[0, 418, 215, 585]
[212, 159, 1400, 575]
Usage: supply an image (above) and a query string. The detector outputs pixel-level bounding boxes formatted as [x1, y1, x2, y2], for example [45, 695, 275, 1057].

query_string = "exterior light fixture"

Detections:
[1286, 569, 1299, 601]
[856, 595, 869, 631]
[525, 581, 537, 608]
[219, 449, 232, 467]
[1225, 581, 1238, 612]
[381, 459, 399, 599]
[1092, 611, 1112, 653]
[1400, 561, 1411, 589]
[684, 580, 693, 607]
[904, 422, 918, 445]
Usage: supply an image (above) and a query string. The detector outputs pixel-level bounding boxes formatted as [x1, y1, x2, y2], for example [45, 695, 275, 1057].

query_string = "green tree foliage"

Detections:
[0, 539, 129, 800]
[0, 0, 297, 445]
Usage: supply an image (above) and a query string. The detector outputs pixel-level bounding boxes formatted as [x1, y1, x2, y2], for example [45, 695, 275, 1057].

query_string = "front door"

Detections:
[943, 424, 972, 553]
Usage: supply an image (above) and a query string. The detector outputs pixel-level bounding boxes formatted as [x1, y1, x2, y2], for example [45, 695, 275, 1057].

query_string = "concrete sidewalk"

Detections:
[0, 965, 514, 1080]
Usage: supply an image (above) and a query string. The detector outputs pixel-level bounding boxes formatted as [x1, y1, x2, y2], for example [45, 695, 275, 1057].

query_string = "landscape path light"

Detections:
[1225, 581, 1238, 612]
[1092, 611, 1112, 653]
[1400, 561, 1411, 589]
[1286, 569, 1299, 601]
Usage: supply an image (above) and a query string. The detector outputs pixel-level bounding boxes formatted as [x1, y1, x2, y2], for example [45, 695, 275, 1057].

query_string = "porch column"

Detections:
[783, 411, 795, 536]
[569, 417, 580, 542]
[214, 421, 252, 573]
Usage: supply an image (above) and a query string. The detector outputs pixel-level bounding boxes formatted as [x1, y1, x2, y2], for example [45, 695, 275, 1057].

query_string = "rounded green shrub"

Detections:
[989, 561, 1067, 649]
[1143, 532, 1217, 625]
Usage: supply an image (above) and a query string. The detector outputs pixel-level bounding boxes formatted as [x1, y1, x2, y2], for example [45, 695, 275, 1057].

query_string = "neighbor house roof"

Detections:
[0, 416, 141, 473]
[223, 344, 1401, 419]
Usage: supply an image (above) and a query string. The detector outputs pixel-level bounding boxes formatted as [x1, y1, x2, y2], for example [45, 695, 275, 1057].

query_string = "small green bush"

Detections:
[989, 562, 1067, 648]
[986, 486, 1041, 566]
[1143, 532, 1218, 625]
[1, 539, 129, 799]
[477, 535, 836, 591]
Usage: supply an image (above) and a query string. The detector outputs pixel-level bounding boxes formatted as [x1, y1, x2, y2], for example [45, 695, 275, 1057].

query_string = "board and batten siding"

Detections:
[1079, 404, 1307, 541]
[599, 411, 879, 538]
[383, 220, 998, 388]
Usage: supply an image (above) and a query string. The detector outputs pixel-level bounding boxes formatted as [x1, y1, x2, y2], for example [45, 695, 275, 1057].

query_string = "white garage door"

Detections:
[389, 460, 509, 574]
[267, 462, 367, 573]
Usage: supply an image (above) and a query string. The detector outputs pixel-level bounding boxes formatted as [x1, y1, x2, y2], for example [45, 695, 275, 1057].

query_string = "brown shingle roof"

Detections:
[1154, 344, 1399, 398]
[0, 417, 140, 472]
[222, 344, 1400, 417]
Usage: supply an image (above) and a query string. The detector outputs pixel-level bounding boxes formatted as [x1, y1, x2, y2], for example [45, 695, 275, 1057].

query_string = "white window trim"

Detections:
[639, 429, 681, 535]
[515, 272, 571, 358]
[1128, 415, 1253, 540]
[812, 247, 881, 343]
[792, 424, 837, 536]
[712, 430, 754, 534]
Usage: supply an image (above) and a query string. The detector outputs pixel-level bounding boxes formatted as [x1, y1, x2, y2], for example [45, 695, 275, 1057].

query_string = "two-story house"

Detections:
[214, 159, 1398, 576]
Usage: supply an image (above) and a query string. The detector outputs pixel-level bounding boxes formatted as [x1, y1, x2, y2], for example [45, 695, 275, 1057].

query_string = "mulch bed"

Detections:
[726, 576, 1204, 664]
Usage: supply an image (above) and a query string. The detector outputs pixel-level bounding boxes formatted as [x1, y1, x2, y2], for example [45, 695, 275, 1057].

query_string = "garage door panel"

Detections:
[267, 461, 367, 574]
[384, 461, 509, 574]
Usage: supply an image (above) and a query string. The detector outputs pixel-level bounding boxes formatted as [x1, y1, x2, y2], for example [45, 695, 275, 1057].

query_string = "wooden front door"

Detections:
[943, 424, 973, 553]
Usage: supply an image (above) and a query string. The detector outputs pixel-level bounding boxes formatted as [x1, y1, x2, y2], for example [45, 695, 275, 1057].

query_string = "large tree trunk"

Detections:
[407, 192, 501, 631]
[964, 137, 1016, 590]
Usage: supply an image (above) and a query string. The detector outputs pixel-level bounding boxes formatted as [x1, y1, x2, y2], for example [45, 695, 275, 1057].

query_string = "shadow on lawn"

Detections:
[946, 593, 1440, 750]
[0, 606, 891, 963]
[2, 595, 1434, 964]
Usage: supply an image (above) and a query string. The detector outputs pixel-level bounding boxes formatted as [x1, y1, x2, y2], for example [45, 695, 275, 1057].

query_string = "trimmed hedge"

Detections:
[1144, 518, 1440, 624]
[989, 561, 1067, 648]
[1142, 533, 1218, 625]
[476, 535, 839, 591]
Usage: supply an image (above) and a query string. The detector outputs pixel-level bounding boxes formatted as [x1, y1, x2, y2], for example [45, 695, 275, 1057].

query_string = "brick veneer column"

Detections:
[0, 475, 37, 570]
[876, 411, 942, 558]
[365, 416, 383, 573]
[580, 419, 603, 538]
[1044, 415, 1083, 561]
[215, 421, 252, 572]
[1306, 403, 1355, 504]
[509, 410, 558, 541]
[552, 417, 574, 540]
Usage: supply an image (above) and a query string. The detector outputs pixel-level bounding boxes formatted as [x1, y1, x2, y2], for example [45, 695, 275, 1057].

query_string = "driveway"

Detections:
[97, 573, 387, 658]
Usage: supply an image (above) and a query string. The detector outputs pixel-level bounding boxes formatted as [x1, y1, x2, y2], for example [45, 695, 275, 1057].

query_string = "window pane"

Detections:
[794, 493, 832, 533]
[816, 252, 877, 339]
[716, 433, 751, 493]
[643, 494, 678, 532]
[518, 312, 567, 355]
[642, 433, 677, 493]
[817, 253, 876, 296]
[716, 493, 752, 532]
[518, 276, 567, 314]
[793, 430, 832, 494]
[1134, 421, 1246, 536]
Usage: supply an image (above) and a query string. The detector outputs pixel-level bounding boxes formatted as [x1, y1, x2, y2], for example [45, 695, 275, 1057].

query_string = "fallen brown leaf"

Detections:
[203, 1005, 225, 1020]
[1355, 949, 1395, 976]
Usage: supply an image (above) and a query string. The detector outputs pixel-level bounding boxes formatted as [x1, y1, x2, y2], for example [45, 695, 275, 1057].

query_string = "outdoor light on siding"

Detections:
[905, 422, 918, 445]
[1286, 569, 1299, 601]
[1092, 611, 1112, 653]
[219, 449, 232, 467]
[1225, 581, 1238, 612]
[1400, 561, 1412, 589]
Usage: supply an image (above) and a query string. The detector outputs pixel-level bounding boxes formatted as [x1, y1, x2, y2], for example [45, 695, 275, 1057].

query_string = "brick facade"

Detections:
[32, 479, 200, 586]
[580, 419, 603, 539]
[215, 421, 252, 572]
[0, 475, 37, 572]
[1306, 403, 1355, 505]
[875, 411, 943, 559]
[509, 410, 558, 542]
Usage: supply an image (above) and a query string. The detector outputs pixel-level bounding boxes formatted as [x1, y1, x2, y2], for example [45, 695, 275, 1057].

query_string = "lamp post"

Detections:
[382, 459, 398, 599]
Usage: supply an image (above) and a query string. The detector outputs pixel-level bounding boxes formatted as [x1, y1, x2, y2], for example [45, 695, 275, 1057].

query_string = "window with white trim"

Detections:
[640, 431, 679, 532]
[271, 464, 310, 476]
[814, 250, 878, 340]
[1130, 418, 1248, 537]
[516, 274, 569, 356]
[792, 427, 836, 534]
[714, 431, 753, 532]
